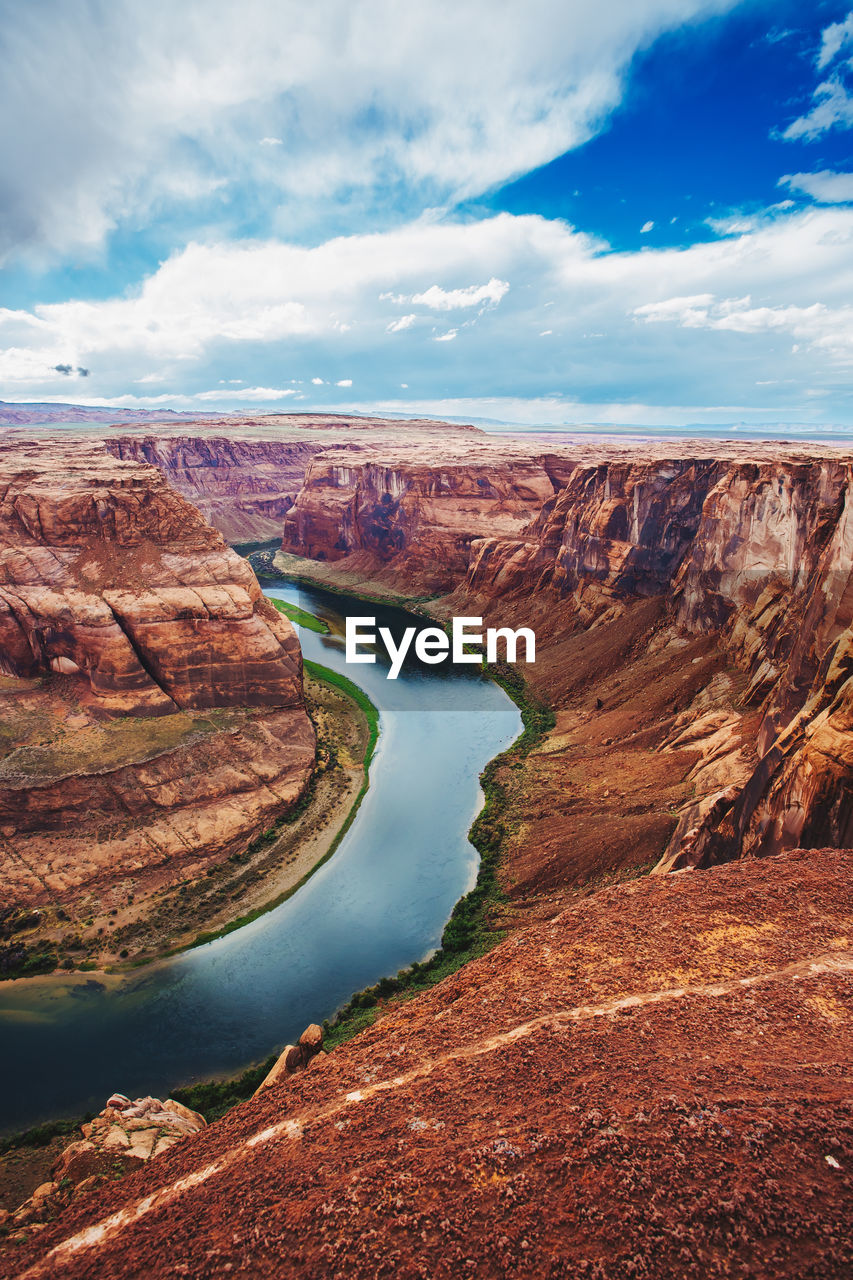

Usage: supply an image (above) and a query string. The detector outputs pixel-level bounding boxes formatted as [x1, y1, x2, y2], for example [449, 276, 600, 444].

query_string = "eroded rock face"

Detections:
[7, 1094, 206, 1230]
[0, 441, 304, 715]
[106, 435, 326, 544]
[0, 439, 315, 921]
[280, 434, 853, 868]
[281, 443, 558, 593]
[105, 417, 484, 545]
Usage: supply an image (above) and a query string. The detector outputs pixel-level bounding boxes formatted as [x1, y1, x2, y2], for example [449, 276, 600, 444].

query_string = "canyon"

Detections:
[2, 416, 852, 1277]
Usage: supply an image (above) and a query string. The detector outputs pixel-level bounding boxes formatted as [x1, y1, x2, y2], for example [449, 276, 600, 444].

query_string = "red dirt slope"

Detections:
[6, 848, 852, 1279]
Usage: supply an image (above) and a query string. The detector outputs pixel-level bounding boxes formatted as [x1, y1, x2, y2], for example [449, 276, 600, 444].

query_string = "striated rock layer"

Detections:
[0, 438, 314, 921]
[105, 415, 482, 544]
[280, 436, 853, 871]
[105, 435, 325, 544]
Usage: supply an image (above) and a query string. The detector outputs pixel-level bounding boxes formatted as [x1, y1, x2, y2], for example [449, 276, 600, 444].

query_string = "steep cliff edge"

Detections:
[0, 439, 315, 962]
[280, 441, 559, 593]
[105, 435, 325, 543]
[278, 440, 853, 873]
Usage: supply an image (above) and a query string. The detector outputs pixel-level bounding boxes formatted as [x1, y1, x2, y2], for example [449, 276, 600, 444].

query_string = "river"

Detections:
[0, 582, 521, 1134]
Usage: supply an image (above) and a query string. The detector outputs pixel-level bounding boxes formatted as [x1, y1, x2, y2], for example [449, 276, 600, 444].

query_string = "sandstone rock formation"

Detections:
[281, 441, 558, 592]
[254, 1022, 326, 1092]
[5, 1093, 205, 1232]
[106, 435, 326, 544]
[105, 414, 482, 544]
[0, 438, 314, 937]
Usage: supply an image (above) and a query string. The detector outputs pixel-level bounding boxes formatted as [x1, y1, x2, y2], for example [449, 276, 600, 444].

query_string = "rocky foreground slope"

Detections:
[5, 848, 851, 1279]
[0, 439, 314, 956]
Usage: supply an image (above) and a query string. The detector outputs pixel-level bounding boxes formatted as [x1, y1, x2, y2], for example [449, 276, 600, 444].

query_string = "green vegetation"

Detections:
[230, 537, 283, 558]
[0, 708, 243, 784]
[174, 661, 378, 953]
[266, 596, 329, 634]
[170, 1055, 278, 1123]
[303, 660, 379, 766]
[0, 1115, 90, 1158]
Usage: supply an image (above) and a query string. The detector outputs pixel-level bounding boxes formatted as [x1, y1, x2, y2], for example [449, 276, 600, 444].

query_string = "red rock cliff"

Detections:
[0, 439, 314, 922]
[106, 435, 325, 544]
[281, 438, 853, 869]
[281, 442, 558, 592]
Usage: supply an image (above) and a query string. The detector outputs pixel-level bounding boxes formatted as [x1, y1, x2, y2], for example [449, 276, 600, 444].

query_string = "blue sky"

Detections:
[3, 0, 853, 429]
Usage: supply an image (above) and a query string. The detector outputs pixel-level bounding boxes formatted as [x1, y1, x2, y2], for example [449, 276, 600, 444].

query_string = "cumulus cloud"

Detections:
[783, 78, 853, 141]
[780, 170, 853, 203]
[0, 0, 741, 261]
[410, 278, 509, 309]
[640, 220, 654, 233]
[194, 386, 297, 401]
[335, 379, 353, 386]
[386, 314, 417, 332]
[6, 204, 853, 417]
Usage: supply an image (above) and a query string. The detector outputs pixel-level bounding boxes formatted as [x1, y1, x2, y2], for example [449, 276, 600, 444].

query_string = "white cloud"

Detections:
[817, 11, 853, 70]
[640, 220, 654, 233]
[386, 314, 417, 332]
[540, 329, 553, 335]
[410, 278, 509, 310]
[336, 378, 353, 386]
[780, 170, 853, 204]
[7, 203, 853, 417]
[0, 0, 742, 261]
[783, 78, 853, 141]
[635, 292, 853, 363]
[194, 386, 298, 400]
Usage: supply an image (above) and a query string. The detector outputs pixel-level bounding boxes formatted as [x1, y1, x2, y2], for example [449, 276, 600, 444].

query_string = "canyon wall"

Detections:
[0, 439, 314, 920]
[106, 435, 326, 544]
[280, 439, 853, 870]
[106, 417, 483, 545]
[281, 443, 559, 592]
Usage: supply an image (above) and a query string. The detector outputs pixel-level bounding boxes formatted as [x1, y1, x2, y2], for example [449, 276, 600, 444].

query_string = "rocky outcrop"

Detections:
[279, 435, 853, 869]
[0, 438, 314, 926]
[106, 417, 483, 545]
[254, 1023, 326, 1092]
[5, 1094, 205, 1232]
[0, 440, 305, 714]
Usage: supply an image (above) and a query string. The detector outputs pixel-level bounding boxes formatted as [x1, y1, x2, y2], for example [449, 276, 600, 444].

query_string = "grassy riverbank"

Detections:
[268, 596, 330, 634]
[1, 588, 549, 1147]
[175, 661, 378, 952]
[320, 658, 553, 1049]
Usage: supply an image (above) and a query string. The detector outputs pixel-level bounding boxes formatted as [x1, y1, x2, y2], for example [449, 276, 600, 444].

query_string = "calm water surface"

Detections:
[0, 583, 520, 1133]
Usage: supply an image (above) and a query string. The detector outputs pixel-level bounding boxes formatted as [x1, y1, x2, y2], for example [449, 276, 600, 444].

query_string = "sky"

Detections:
[3, 0, 853, 430]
